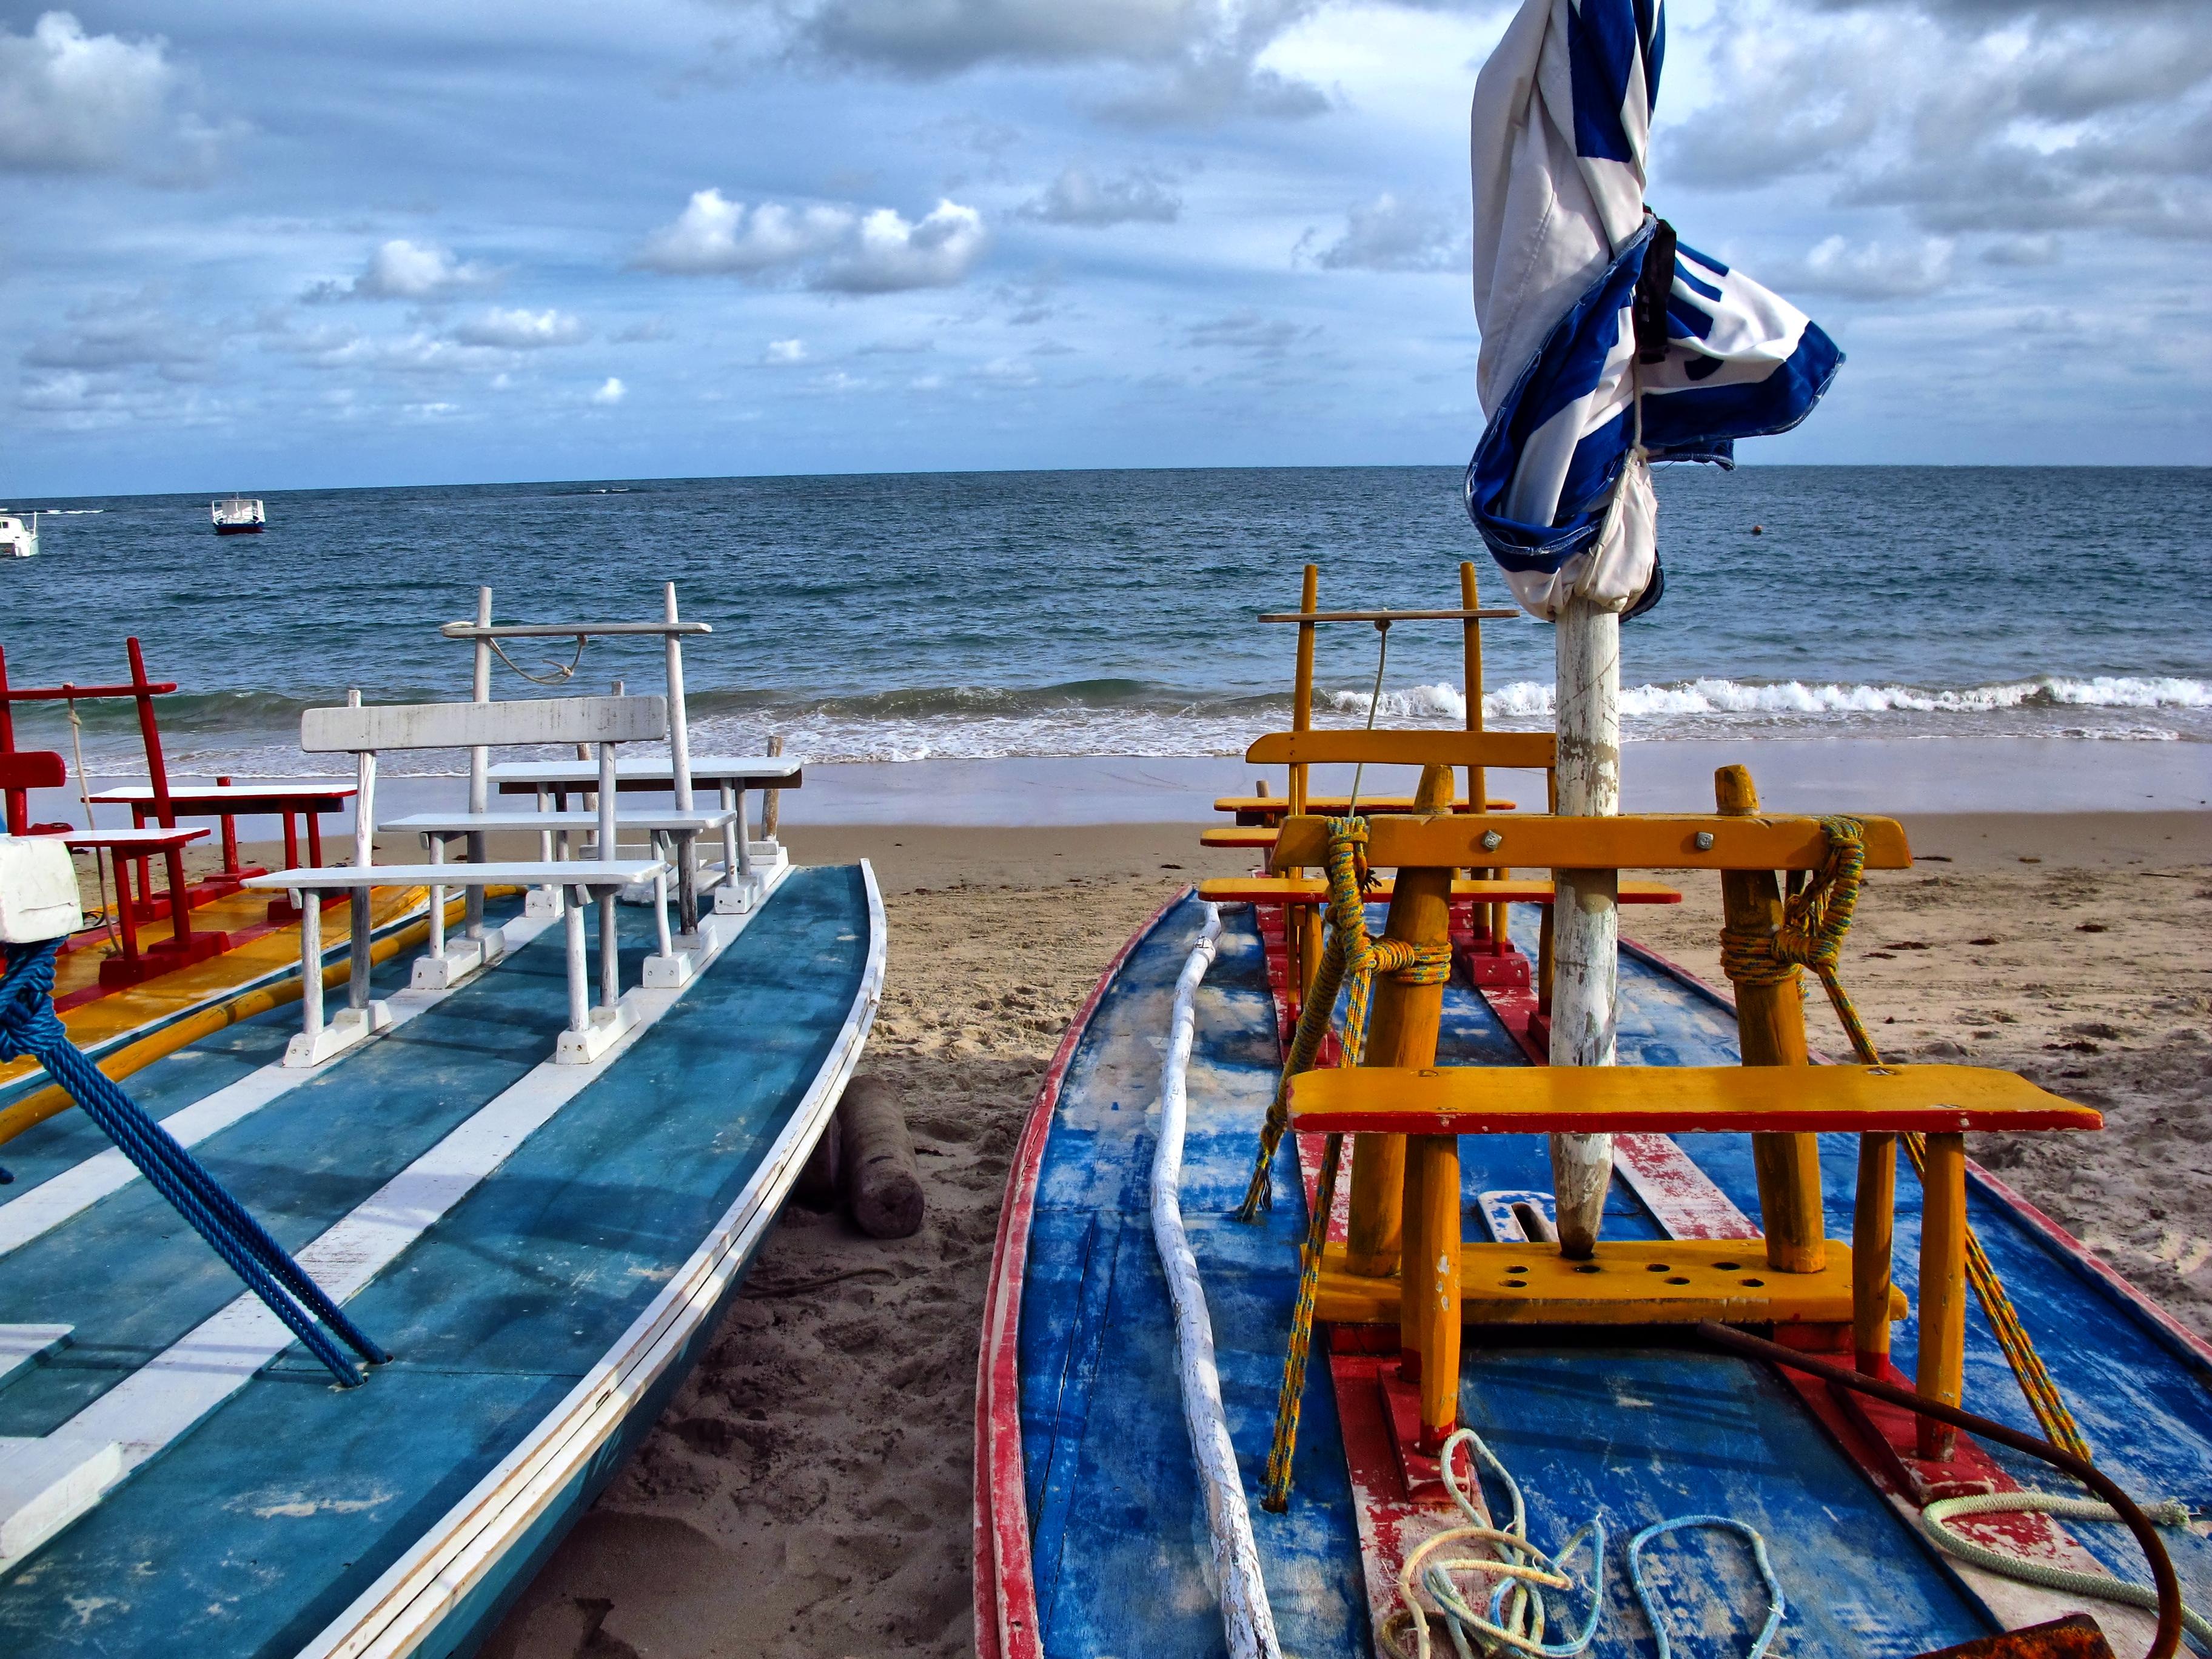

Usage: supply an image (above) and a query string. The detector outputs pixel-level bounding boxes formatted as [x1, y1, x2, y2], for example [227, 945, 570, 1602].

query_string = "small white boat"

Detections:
[210, 495, 264, 534]
[0, 511, 36, 558]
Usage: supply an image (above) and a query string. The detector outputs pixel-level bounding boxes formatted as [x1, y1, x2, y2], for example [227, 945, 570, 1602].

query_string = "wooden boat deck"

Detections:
[0, 866, 879, 1657]
[993, 893, 2212, 1658]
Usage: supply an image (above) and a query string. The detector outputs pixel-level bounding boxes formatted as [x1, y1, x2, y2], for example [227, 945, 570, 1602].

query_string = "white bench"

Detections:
[245, 693, 675, 1068]
[486, 756, 800, 914]
[380, 806, 739, 923]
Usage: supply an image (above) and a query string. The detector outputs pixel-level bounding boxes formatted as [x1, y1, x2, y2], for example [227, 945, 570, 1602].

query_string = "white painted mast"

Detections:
[1547, 592, 1621, 1258]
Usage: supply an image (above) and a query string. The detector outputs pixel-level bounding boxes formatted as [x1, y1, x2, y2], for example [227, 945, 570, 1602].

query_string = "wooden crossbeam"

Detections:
[1196, 876, 1682, 905]
[1245, 730, 1556, 770]
[1315, 1238, 1906, 1329]
[1212, 794, 1519, 818]
[1286, 1063, 2099, 1136]
[1270, 811, 1912, 873]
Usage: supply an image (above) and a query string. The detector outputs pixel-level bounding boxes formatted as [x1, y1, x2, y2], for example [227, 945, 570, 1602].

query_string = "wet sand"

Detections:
[466, 812, 2212, 1659]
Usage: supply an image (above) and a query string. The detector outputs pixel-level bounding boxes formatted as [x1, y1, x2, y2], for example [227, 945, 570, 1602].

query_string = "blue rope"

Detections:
[0, 939, 389, 1387]
[1626, 1516, 1786, 1659]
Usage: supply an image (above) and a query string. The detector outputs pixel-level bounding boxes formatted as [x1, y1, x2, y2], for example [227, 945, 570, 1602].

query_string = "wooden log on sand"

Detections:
[840, 1076, 925, 1239]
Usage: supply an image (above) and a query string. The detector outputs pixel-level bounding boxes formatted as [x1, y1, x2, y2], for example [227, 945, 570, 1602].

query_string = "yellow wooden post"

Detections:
[1853, 1131, 1898, 1375]
[1537, 767, 1558, 1017]
[1405, 1128, 1463, 1449]
[1715, 764, 1827, 1273]
[1916, 1131, 1969, 1459]
[1346, 765, 1456, 1282]
[1291, 565, 1321, 1005]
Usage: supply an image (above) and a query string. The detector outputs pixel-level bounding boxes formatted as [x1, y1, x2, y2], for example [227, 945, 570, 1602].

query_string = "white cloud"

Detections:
[764, 338, 808, 363]
[1777, 234, 1957, 300]
[0, 11, 227, 179]
[1982, 232, 2061, 267]
[1019, 164, 1182, 226]
[815, 199, 988, 292]
[447, 307, 587, 348]
[636, 189, 988, 292]
[21, 291, 220, 380]
[1661, 1, 2212, 243]
[632, 189, 854, 275]
[1299, 193, 1464, 272]
[1185, 309, 1318, 358]
[309, 239, 503, 303]
[758, 0, 1333, 124]
[590, 376, 625, 404]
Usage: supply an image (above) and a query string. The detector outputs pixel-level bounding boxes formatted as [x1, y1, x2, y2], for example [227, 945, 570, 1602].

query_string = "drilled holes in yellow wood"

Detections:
[1313, 1238, 1909, 1329]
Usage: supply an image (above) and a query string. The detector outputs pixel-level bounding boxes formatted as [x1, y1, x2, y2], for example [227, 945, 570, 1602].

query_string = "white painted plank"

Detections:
[301, 695, 666, 755]
[242, 860, 662, 890]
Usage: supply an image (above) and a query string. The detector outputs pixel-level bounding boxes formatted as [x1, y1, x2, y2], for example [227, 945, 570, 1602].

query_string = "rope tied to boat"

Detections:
[1719, 815, 2094, 1463]
[1238, 816, 1450, 1222]
[0, 937, 388, 1387]
[1252, 817, 1449, 1512]
[1920, 1492, 2212, 1652]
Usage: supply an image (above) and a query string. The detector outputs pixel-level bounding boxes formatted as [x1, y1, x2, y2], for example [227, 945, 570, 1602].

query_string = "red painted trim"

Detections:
[973, 887, 1188, 1659]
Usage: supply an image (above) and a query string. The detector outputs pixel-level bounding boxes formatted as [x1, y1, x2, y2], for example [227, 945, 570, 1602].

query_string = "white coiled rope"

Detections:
[1922, 1492, 2211, 1652]
[1151, 904, 1282, 1659]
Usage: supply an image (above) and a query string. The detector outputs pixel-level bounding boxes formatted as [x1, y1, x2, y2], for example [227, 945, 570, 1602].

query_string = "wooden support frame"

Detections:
[1272, 812, 1912, 874]
[1715, 765, 1826, 1274]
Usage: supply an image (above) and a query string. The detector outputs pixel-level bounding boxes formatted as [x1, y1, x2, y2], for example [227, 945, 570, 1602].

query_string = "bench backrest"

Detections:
[1245, 729, 1556, 772]
[1270, 811, 1912, 873]
[301, 694, 668, 755]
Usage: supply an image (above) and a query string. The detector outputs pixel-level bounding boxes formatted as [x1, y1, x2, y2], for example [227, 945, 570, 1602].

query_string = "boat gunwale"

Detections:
[973, 885, 1189, 1659]
[295, 860, 886, 1659]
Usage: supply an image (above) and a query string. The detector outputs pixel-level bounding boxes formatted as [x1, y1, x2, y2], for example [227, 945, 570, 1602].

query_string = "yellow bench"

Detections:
[1286, 1062, 2099, 1138]
[1214, 793, 1518, 822]
[1198, 875, 1683, 907]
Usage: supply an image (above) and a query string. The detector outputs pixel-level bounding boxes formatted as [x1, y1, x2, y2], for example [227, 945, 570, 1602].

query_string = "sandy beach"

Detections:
[457, 808, 2212, 1659]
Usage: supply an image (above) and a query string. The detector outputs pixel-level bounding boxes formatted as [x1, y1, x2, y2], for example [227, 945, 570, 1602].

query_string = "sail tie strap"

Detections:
[0, 938, 388, 1387]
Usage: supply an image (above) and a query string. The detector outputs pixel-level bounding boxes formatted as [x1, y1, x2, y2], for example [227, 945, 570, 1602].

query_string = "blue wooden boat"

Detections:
[977, 880, 2211, 1659]
[0, 598, 881, 1658]
[0, 854, 880, 1657]
[977, 568, 2200, 1659]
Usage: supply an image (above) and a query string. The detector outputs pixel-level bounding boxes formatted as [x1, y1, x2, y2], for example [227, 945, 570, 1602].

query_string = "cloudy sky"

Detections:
[2, 0, 2207, 495]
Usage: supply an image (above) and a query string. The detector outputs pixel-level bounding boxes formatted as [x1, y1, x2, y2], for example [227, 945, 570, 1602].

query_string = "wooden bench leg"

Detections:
[1916, 1131, 1968, 1459]
[1346, 768, 1457, 1282]
[1852, 1131, 1897, 1375]
[1717, 765, 1826, 1273]
[300, 891, 324, 1043]
[1404, 1130, 1462, 1450]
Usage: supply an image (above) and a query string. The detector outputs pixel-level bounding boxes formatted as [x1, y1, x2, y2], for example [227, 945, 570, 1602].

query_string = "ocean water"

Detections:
[1, 466, 2205, 780]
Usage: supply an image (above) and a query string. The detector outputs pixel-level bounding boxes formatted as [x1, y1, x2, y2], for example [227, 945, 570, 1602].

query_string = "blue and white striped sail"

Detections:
[1464, 0, 1843, 620]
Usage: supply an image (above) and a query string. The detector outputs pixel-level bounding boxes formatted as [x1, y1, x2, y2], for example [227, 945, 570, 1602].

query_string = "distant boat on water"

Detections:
[0, 511, 36, 558]
[210, 495, 264, 534]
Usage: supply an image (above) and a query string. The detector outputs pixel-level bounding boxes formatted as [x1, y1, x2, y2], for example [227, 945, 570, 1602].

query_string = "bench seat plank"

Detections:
[1213, 794, 1519, 819]
[381, 809, 737, 835]
[60, 828, 209, 850]
[242, 860, 663, 890]
[1286, 1063, 2099, 1135]
[486, 756, 800, 786]
[1197, 876, 1681, 905]
[1272, 812, 1912, 873]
